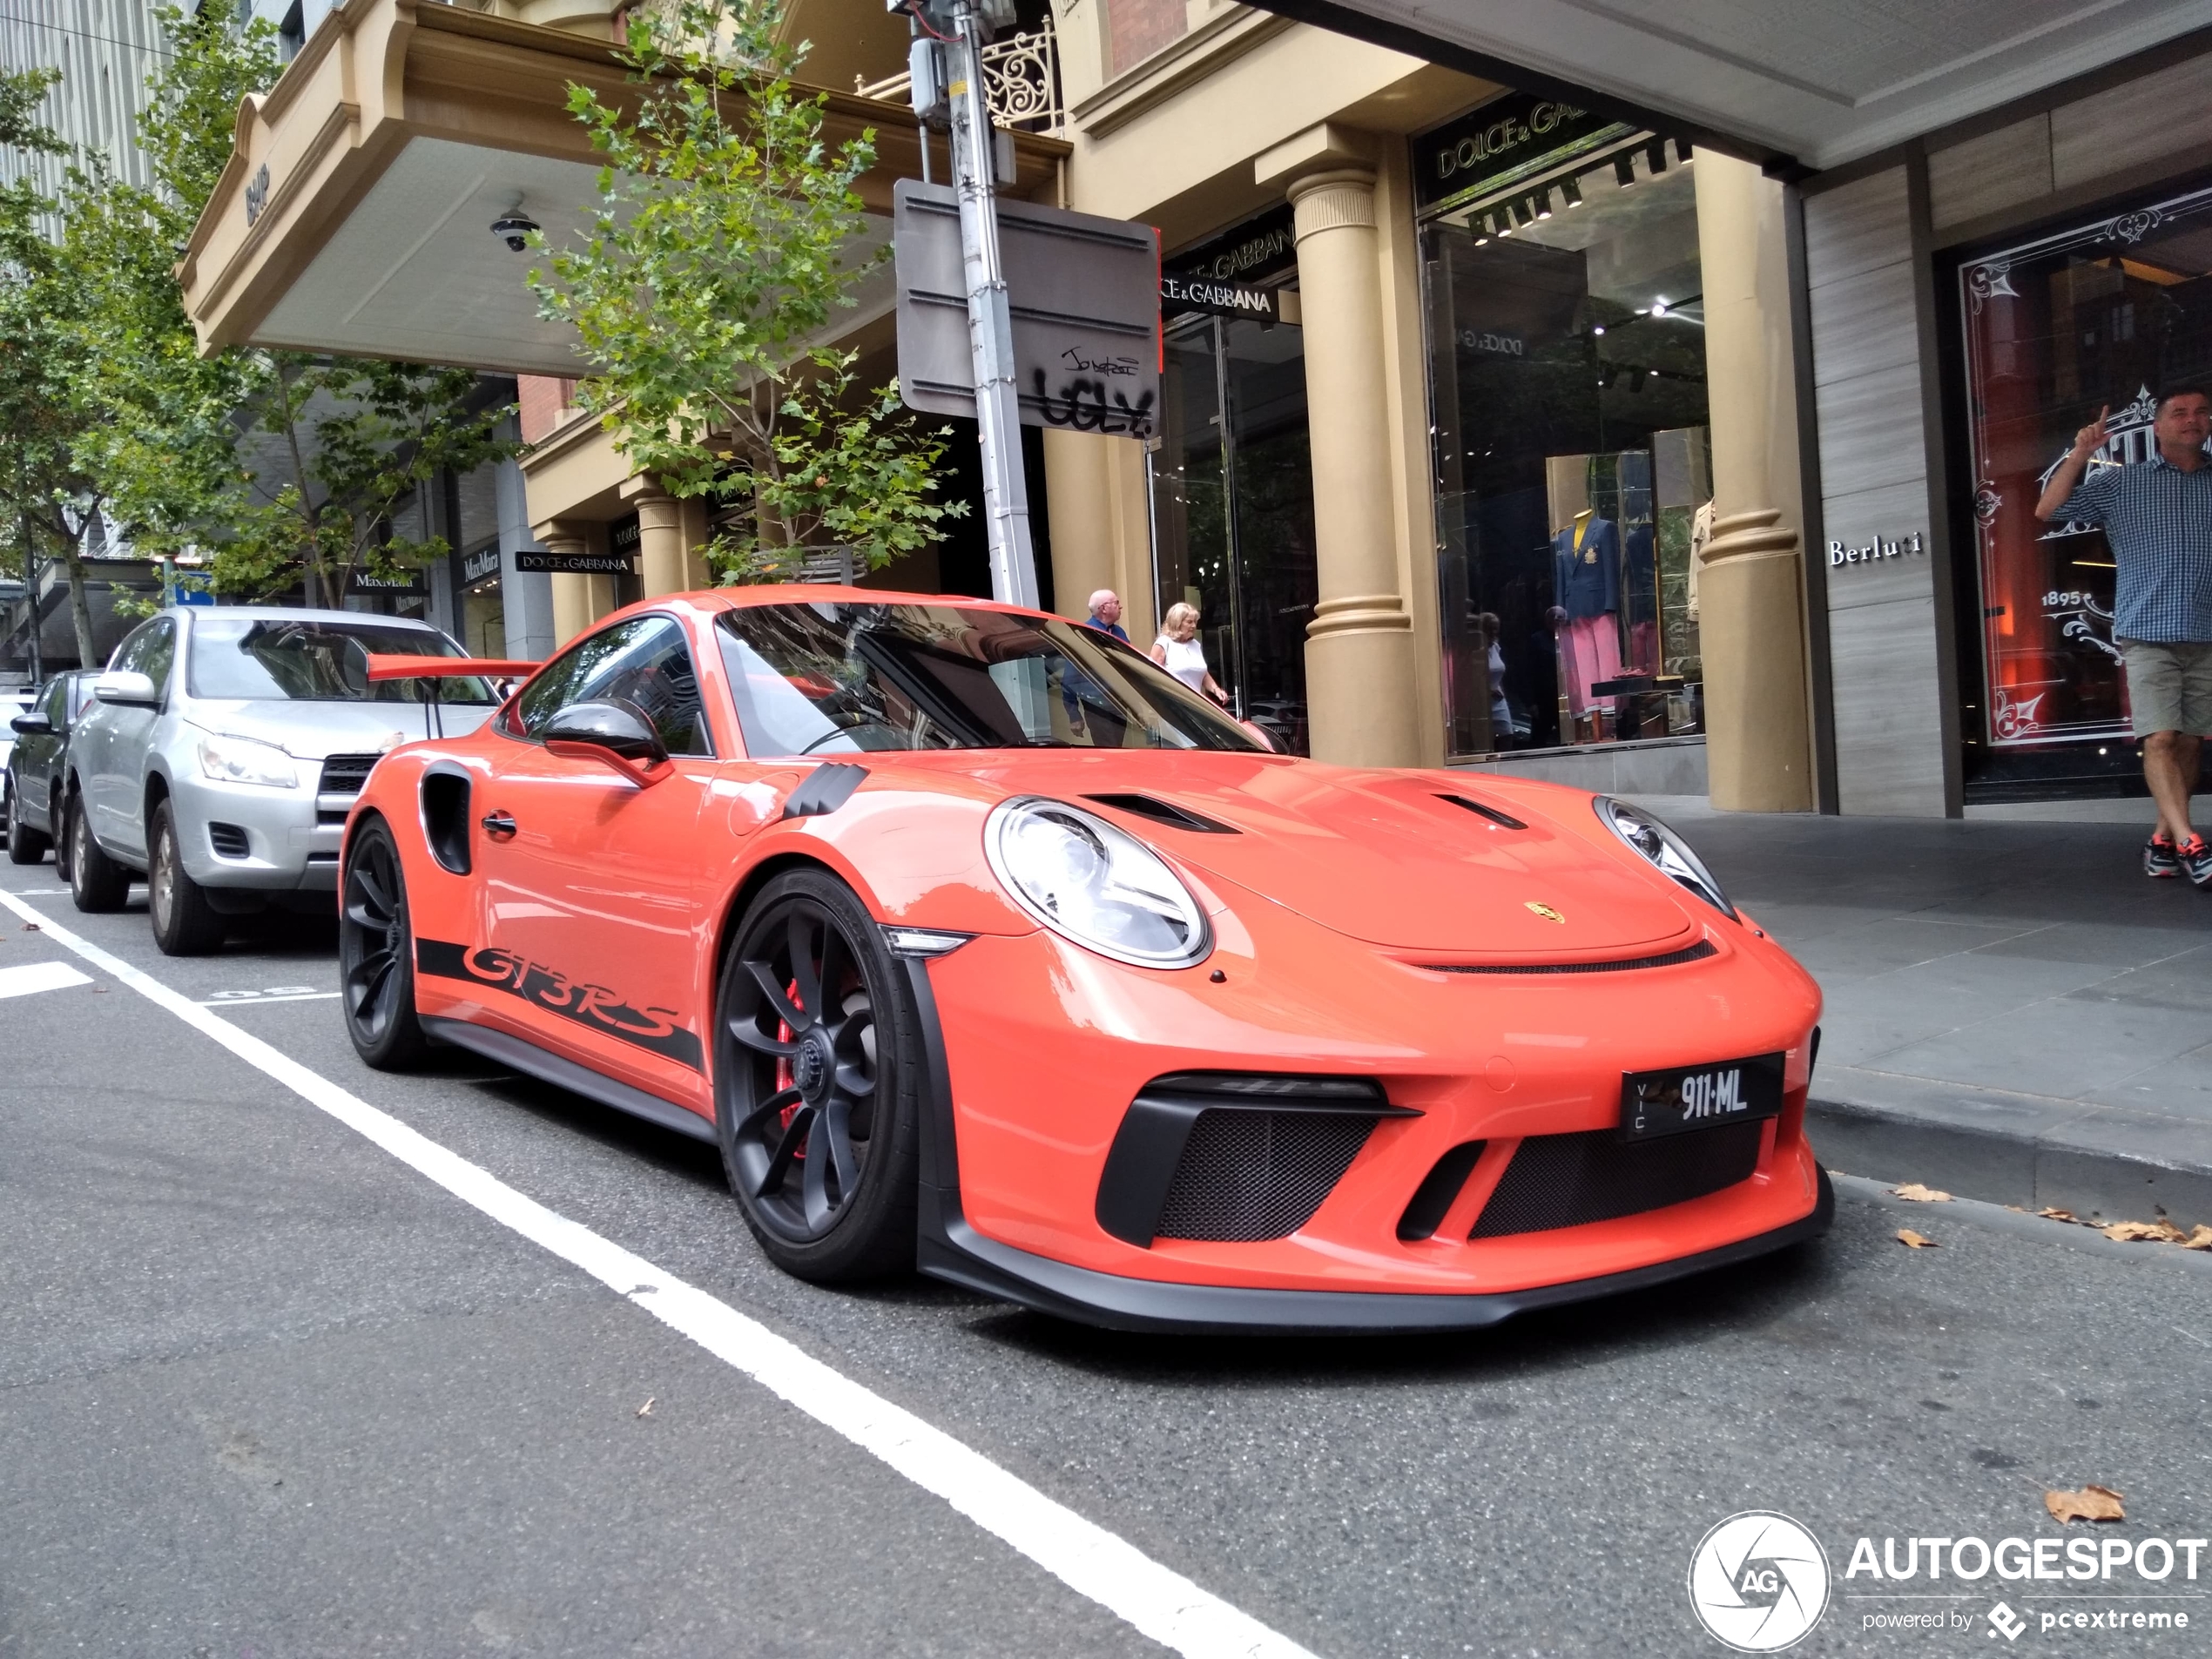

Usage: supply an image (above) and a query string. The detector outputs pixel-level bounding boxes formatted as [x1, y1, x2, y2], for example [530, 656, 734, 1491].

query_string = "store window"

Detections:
[1150, 207, 1315, 754]
[1958, 180, 2212, 753]
[1415, 95, 1709, 758]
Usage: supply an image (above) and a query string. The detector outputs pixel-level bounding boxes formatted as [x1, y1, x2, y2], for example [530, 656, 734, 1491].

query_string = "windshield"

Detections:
[187, 619, 495, 704]
[715, 603, 1262, 757]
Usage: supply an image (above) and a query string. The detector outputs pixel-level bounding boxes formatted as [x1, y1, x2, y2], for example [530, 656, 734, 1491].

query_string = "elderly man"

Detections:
[2038, 386, 2212, 886]
[1083, 590, 1129, 642]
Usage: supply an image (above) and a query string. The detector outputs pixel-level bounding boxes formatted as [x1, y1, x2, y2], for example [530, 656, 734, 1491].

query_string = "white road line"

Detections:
[198, 991, 341, 1006]
[0, 960, 93, 999]
[0, 889, 1318, 1659]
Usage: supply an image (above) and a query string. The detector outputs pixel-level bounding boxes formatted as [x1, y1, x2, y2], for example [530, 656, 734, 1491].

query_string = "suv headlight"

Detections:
[984, 796, 1211, 968]
[198, 731, 299, 789]
[1595, 796, 1736, 919]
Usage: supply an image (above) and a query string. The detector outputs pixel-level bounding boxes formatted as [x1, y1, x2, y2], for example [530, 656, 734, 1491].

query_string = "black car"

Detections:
[8, 670, 98, 867]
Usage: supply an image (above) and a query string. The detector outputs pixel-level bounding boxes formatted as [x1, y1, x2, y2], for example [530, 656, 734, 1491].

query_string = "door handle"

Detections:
[480, 811, 516, 840]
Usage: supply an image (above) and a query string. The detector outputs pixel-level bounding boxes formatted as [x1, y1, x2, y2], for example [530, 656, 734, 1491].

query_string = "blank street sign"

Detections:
[894, 180, 1161, 441]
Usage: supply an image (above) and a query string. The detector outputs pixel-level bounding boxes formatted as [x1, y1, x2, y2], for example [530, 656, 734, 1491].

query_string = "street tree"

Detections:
[529, 0, 963, 582]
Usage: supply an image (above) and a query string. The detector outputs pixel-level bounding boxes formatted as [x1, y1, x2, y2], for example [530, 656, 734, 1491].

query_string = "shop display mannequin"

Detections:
[1550, 508, 1623, 732]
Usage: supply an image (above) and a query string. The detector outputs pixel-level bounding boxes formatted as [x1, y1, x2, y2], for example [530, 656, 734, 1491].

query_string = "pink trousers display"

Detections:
[1559, 613, 1623, 715]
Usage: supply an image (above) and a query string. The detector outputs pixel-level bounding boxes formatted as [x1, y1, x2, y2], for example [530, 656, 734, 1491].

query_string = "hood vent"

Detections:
[1083, 793, 1238, 833]
[1437, 792, 1526, 830]
[1421, 940, 1716, 975]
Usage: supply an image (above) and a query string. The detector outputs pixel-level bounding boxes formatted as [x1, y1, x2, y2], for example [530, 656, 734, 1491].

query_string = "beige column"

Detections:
[1693, 152, 1815, 812]
[536, 520, 610, 647]
[1042, 428, 1117, 619]
[625, 484, 691, 598]
[1259, 126, 1421, 768]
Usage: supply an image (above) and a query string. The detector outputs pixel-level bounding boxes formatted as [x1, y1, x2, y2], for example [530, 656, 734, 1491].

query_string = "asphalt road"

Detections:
[3, 860, 2209, 1659]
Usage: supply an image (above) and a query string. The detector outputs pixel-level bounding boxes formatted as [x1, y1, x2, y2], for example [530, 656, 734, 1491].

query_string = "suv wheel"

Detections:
[149, 801, 226, 955]
[66, 794, 131, 913]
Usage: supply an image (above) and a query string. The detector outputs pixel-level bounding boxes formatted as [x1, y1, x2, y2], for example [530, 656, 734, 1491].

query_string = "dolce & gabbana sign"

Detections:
[1413, 93, 1630, 213]
[1829, 531, 1926, 568]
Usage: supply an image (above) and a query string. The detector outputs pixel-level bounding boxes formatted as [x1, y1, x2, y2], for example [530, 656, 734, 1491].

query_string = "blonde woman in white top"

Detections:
[1150, 602, 1229, 705]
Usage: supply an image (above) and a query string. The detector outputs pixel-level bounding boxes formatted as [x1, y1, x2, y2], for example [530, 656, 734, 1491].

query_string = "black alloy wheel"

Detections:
[339, 819, 429, 1069]
[714, 869, 920, 1283]
[67, 792, 131, 913]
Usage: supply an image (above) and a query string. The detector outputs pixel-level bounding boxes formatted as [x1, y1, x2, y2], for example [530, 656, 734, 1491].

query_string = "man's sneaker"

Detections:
[2182, 836, 2212, 889]
[2147, 833, 2182, 878]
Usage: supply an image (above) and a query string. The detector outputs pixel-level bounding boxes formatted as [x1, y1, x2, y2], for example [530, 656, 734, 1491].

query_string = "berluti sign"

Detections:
[1412, 93, 1631, 214]
[1828, 530, 1926, 568]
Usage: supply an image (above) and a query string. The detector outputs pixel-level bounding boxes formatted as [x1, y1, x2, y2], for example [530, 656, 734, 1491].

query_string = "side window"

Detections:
[139, 619, 177, 693]
[513, 616, 712, 758]
[107, 620, 158, 674]
[42, 678, 68, 725]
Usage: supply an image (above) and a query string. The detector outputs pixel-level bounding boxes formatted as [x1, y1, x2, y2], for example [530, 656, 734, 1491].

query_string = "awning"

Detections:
[179, 0, 1068, 375]
[1251, 0, 2212, 171]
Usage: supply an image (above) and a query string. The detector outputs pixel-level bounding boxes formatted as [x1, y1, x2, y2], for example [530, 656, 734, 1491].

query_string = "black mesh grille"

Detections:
[1423, 941, 1716, 975]
[319, 754, 380, 795]
[1471, 1120, 1764, 1239]
[1154, 1111, 1377, 1242]
[207, 822, 250, 859]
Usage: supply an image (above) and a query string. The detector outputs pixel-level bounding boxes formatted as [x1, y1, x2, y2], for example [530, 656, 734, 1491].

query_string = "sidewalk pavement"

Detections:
[1627, 796, 2212, 1229]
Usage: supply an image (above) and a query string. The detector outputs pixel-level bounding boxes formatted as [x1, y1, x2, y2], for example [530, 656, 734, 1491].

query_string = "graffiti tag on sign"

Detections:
[1031, 368, 1157, 438]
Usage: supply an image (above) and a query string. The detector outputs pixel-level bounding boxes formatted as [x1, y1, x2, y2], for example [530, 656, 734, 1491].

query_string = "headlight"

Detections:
[198, 731, 299, 789]
[984, 796, 1211, 968]
[1595, 796, 1736, 919]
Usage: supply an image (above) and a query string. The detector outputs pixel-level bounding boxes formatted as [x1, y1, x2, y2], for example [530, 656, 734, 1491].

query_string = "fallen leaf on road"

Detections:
[1895, 1228, 1939, 1249]
[2101, 1219, 2188, 1244]
[635, 1398, 655, 1419]
[2184, 1226, 2212, 1251]
[20, 924, 37, 932]
[2046, 1485, 2126, 1524]
[1892, 1183, 1952, 1202]
[2038, 1208, 2082, 1224]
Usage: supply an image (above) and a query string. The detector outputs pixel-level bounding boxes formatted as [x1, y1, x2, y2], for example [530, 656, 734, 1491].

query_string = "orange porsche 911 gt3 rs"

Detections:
[339, 589, 1831, 1332]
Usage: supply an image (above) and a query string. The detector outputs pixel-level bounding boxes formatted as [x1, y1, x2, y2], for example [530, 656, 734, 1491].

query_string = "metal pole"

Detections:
[946, 0, 1038, 608]
[19, 509, 39, 685]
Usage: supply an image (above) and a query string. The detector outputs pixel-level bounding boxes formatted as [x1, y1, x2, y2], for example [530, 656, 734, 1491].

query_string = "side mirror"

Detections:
[10, 711, 52, 736]
[542, 698, 671, 786]
[93, 671, 159, 707]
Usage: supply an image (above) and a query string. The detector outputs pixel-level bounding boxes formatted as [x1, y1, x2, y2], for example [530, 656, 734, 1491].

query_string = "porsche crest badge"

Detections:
[1524, 901, 1566, 924]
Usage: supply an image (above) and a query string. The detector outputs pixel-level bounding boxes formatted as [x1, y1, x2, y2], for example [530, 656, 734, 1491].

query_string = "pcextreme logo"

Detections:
[1688, 1512, 1832, 1651]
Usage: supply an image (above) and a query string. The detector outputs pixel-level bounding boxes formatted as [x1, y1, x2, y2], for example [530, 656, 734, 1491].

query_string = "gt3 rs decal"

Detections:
[415, 939, 704, 1070]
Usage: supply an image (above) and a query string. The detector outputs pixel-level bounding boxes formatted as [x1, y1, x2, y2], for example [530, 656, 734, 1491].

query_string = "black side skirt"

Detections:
[422, 1015, 717, 1145]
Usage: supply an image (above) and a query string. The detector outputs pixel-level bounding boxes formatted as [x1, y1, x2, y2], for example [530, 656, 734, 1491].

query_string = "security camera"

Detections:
[489, 209, 540, 253]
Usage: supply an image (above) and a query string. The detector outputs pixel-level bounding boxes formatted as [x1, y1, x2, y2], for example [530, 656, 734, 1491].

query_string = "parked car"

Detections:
[64, 606, 504, 954]
[7, 670, 100, 867]
[0, 682, 35, 840]
[340, 589, 1831, 1332]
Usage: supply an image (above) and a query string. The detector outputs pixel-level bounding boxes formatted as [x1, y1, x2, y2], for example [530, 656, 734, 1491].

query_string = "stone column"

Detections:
[536, 521, 606, 646]
[1260, 126, 1421, 768]
[628, 485, 690, 598]
[1693, 152, 1815, 813]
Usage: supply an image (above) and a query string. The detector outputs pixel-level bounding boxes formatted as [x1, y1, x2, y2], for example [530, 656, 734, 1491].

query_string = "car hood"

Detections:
[880, 751, 1703, 957]
[185, 699, 496, 760]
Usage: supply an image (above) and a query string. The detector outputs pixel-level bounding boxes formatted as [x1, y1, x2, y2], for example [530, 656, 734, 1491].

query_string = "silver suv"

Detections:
[65, 607, 502, 954]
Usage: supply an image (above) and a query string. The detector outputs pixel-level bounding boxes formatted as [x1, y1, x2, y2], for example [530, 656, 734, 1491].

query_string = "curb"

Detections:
[1808, 1092, 2212, 1231]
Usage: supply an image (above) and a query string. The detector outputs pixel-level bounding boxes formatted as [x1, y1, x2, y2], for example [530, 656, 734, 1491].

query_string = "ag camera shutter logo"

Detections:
[1688, 1512, 1831, 1651]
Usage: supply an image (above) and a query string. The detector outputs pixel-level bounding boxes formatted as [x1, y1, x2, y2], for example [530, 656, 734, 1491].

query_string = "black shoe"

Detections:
[2147, 833, 2182, 878]
[2182, 836, 2212, 889]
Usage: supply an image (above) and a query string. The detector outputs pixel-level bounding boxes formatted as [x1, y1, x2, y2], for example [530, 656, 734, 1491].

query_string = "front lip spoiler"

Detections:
[917, 1166, 1834, 1335]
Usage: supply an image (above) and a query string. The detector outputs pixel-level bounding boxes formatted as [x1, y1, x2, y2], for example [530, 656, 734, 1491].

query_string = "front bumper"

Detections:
[920, 1168, 1833, 1333]
[171, 772, 343, 891]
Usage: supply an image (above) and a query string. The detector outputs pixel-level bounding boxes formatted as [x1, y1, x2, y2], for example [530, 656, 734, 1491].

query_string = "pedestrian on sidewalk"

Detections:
[1151, 603, 1229, 705]
[1083, 590, 1130, 642]
[2037, 386, 2212, 886]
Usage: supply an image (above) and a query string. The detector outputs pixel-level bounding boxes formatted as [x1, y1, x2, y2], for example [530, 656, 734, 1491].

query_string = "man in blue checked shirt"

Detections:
[2038, 387, 2212, 887]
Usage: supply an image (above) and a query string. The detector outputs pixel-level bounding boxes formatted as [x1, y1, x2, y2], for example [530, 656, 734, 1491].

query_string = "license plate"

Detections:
[1621, 1053, 1785, 1142]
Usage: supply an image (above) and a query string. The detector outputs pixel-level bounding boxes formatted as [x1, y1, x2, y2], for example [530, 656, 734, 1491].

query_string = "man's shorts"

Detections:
[2119, 637, 2212, 737]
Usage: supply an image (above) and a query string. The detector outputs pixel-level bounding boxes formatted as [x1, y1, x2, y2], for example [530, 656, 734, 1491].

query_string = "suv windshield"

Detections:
[715, 603, 1261, 757]
[188, 618, 495, 704]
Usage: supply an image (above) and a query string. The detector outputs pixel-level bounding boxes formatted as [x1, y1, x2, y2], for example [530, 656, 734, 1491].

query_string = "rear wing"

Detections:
[365, 655, 541, 682]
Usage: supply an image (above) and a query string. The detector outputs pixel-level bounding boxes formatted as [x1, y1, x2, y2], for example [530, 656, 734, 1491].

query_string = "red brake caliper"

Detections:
[774, 978, 805, 1154]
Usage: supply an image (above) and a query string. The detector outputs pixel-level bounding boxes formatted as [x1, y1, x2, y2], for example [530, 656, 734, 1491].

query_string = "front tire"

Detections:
[714, 869, 921, 1284]
[6, 783, 48, 864]
[148, 801, 227, 955]
[67, 793, 131, 913]
[339, 819, 430, 1070]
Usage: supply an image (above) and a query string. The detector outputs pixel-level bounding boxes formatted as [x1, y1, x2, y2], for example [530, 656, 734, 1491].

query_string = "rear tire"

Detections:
[339, 819, 430, 1070]
[148, 801, 226, 955]
[67, 794, 131, 913]
[7, 789, 47, 863]
[713, 868, 921, 1284]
